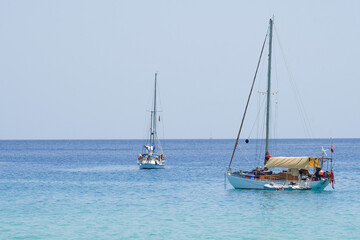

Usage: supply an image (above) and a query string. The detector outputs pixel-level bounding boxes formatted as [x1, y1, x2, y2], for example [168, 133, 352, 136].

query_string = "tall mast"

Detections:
[152, 73, 157, 147]
[265, 18, 273, 164]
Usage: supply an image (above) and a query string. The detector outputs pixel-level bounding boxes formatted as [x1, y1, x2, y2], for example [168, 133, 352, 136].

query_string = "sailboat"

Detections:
[225, 18, 335, 190]
[137, 73, 166, 169]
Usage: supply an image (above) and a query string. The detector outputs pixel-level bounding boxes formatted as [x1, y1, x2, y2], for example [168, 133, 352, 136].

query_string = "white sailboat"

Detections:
[137, 73, 166, 169]
[225, 18, 335, 190]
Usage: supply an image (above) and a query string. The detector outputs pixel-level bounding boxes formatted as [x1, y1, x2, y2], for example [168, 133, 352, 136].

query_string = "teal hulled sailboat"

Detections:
[225, 18, 335, 190]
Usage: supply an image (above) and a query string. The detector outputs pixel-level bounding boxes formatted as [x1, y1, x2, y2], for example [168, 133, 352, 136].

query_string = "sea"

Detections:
[0, 139, 359, 239]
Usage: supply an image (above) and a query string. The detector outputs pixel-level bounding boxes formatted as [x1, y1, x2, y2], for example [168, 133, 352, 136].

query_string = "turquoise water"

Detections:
[0, 139, 359, 239]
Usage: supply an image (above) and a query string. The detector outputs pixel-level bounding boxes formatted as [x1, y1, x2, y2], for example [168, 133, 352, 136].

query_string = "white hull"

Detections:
[138, 159, 165, 169]
[226, 172, 330, 191]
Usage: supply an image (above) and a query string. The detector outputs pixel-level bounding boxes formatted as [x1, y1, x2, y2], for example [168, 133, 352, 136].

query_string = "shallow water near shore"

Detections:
[0, 139, 359, 239]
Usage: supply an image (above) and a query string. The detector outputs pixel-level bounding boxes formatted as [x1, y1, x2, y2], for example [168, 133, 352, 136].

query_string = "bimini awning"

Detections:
[265, 157, 320, 170]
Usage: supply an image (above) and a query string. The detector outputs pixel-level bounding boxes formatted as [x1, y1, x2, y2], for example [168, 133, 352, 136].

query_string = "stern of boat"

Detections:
[308, 179, 331, 191]
[138, 157, 165, 169]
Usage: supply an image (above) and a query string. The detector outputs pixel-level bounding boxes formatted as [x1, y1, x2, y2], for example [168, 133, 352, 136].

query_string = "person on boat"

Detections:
[299, 169, 310, 180]
[263, 167, 272, 175]
[253, 166, 263, 176]
[314, 167, 322, 180]
[265, 152, 273, 163]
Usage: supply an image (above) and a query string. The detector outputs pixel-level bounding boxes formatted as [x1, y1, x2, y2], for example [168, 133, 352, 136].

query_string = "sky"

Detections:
[0, 0, 359, 139]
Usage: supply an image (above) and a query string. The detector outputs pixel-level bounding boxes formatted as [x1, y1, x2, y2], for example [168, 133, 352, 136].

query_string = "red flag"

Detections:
[158, 116, 160, 122]
[331, 144, 334, 153]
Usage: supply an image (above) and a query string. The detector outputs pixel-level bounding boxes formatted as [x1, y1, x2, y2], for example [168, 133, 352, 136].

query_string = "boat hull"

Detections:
[138, 159, 165, 169]
[226, 172, 330, 191]
[139, 163, 165, 169]
[226, 172, 270, 189]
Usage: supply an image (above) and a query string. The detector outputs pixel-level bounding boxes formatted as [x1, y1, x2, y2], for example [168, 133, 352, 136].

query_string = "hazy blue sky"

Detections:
[0, 1, 359, 139]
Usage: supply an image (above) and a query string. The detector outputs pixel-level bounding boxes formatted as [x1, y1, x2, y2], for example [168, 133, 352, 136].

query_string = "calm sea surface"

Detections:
[0, 139, 359, 239]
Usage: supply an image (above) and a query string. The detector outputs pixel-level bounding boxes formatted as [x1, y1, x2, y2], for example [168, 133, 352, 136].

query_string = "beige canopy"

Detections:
[265, 157, 320, 170]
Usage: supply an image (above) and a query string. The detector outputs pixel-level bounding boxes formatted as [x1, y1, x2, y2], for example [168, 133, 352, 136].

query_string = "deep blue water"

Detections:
[0, 139, 359, 239]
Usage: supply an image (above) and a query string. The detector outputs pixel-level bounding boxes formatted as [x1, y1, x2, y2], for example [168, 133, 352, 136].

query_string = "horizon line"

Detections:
[0, 137, 358, 141]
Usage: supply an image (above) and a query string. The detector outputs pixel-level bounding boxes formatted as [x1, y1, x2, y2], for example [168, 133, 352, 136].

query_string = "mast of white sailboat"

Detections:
[264, 18, 273, 165]
[152, 73, 157, 149]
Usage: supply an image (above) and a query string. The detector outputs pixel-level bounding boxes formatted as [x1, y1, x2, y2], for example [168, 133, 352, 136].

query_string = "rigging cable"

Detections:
[228, 29, 269, 169]
[156, 75, 166, 153]
[255, 54, 268, 167]
[274, 25, 314, 139]
[252, 94, 267, 166]
[272, 38, 279, 155]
